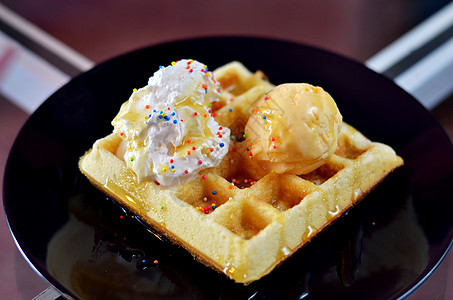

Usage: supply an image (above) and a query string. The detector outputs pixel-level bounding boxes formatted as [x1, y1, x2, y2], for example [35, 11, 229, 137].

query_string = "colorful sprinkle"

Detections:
[212, 191, 217, 195]
[220, 143, 225, 148]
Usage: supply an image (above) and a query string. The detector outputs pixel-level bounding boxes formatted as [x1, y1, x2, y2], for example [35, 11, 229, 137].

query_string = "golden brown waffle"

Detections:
[79, 61, 403, 284]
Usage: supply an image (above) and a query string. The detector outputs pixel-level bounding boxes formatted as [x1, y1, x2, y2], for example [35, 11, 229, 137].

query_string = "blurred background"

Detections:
[0, 1, 452, 299]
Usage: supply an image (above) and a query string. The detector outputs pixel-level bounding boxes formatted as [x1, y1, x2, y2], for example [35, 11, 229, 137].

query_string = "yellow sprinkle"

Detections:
[171, 61, 176, 66]
[162, 167, 168, 172]
[133, 88, 137, 92]
[171, 169, 176, 173]
[161, 112, 166, 117]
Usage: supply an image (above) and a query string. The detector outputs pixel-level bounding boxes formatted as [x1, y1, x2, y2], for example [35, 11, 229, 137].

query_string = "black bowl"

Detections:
[3, 37, 453, 299]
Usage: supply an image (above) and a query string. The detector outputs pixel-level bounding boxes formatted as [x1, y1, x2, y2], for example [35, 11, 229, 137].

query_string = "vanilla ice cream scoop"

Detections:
[112, 59, 230, 186]
[244, 83, 342, 174]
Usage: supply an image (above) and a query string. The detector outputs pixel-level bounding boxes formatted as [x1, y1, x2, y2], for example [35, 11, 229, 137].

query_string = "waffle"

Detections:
[79, 61, 403, 284]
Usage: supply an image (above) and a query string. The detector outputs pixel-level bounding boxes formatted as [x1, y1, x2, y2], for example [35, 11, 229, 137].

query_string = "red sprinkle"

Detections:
[184, 170, 189, 174]
[198, 160, 202, 165]
[202, 175, 207, 179]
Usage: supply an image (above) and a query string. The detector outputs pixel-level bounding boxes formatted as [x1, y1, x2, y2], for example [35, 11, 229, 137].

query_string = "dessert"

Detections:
[79, 60, 403, 284]
[244, 83, 343, 175]
[111, 59, 230, 186]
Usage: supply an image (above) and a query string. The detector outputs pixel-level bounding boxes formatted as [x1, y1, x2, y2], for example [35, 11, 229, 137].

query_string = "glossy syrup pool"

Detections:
[46, 168, 425, 299]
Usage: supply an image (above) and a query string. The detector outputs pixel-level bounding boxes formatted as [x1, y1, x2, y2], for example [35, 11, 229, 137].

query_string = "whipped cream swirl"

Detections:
[112, 59, 230, 186]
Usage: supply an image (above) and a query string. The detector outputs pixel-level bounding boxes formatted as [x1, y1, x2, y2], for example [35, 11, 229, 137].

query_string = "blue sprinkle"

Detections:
[159, 66, 163, 69]
[153, 109, 157, 113]
[263, 116, 267, 120]
[212, 191, 217, 195]
[171, 112, 176, 116]
[229, 108, 233, 112]
[171, 165, 175, 169]
[173, 120, 177, 124]
[220, 143, 225, 148]
[164, 116, 170, 121]
[158, 115, 163, 119]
